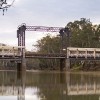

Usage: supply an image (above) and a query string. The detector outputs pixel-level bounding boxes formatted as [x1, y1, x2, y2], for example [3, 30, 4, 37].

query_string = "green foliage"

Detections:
[36, 18, 100, 52]
[36, 34, 61, 53]
[67, 18, 100, 48]
[34, 34, 61, 70]
[34, 18, 100, 70]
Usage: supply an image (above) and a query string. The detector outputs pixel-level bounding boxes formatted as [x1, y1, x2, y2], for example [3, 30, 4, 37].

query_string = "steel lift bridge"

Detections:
[17, 23, 70, 59]
[17, 24, 100, 71]
[17, 24, 70, 71]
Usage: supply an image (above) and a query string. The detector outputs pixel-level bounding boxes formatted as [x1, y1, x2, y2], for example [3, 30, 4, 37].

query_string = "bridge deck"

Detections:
[0, 46, 100, 60]
[67, 47, 100, 59]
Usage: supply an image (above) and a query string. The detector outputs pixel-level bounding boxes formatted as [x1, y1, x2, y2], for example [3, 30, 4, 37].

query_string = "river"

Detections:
[0, 70, 100, 100]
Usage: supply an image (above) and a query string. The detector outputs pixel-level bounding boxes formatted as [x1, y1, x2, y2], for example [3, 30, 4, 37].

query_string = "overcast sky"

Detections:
[0, 0, 100, 50]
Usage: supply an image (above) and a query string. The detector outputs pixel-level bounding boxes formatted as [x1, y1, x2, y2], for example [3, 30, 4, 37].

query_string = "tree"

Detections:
[34, 18, 100, 70]
[0, 0, 15, 15]
[35, 34, 61, 70]
[67, 18, 100, 48]
[36, 34, 61, 53]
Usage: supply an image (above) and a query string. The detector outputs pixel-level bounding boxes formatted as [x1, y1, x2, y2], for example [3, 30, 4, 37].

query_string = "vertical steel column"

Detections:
[17, 24, 26, 74]
[21, 25, 26, 58]
[17, 24, 26, 57]
[17, 28, 22, 56]
[17, 28, 22, 47]
[20, 24, 26, 73]
[17, 30, 19, 46]
[59, 28, 64, 53]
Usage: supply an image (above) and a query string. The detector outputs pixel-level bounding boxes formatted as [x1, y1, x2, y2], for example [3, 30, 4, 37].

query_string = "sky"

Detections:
[0, 0, 100, 51]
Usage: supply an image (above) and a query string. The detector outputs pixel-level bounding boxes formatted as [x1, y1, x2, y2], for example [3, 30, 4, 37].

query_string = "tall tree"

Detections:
[67, 18, 100, 48]
[34, 18, 100, 70]
[36, 35, 61, 53]
[35, 34, 61, 70]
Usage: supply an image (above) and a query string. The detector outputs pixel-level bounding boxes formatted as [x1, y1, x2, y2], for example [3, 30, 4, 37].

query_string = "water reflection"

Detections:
[67, 73, 100, 95]
[0, 71, 100, 100]
[17, 71, 25, 100]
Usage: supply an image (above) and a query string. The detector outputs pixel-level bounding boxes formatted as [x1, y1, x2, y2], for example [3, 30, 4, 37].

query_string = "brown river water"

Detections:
[0, 70, 100, 100]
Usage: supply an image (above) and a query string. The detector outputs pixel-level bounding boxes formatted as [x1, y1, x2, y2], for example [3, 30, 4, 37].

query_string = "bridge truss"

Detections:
[17, 23, 70, 57]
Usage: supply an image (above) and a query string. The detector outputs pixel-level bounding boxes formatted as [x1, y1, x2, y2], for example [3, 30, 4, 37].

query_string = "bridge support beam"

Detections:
[17, 24, 26, 73]
[17, 63, 22, 79]
[60, 59, 70, 71]
[21, 58, 26, 73]
[17, 59, 26, 79]
[65, 59, 71, 71]
[60, 59, 66, 71]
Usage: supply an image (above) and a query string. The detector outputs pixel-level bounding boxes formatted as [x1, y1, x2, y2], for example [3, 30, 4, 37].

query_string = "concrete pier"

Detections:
[17, 58, 26, 79]
[65, 59, 71, 71]
[17, 63, 22, 79]
[60, 58, 71, 71]
[60, 59, 65, 71]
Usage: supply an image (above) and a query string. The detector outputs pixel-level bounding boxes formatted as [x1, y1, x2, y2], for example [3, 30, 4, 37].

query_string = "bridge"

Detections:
[0, 46, 100, 71]
[67, 47, 100, 59]
[0, 23, 100, 71]
[25, 47, 100, 59]
[0, 46, 100, 59]
[0, 45, 100, 60]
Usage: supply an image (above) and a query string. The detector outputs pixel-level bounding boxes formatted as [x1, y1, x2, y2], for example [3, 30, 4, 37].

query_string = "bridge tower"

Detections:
[17, 23, 71, 71]
[17, 24, 26, 73]
[59, 27, 71, 70]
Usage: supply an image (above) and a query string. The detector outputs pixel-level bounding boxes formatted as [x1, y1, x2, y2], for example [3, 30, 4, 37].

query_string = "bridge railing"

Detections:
[0, 46, 25, 57]
[67, 47, 100, 58]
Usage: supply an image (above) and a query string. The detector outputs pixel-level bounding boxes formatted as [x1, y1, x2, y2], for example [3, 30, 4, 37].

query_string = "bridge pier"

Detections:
[17, 58, 26, 79]
[65, 59, 71, 71]
[17, 63, 21, 79]
[17, 62, 26, 100]
[21, 58, 26, 75]
[60, 58, 71, 71]
[60, 59, 65, 71]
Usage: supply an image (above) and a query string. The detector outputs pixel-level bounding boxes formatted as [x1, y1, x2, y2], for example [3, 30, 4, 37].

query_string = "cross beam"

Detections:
[17, 23, 70, 57]
[17, 24, 64, 47]
[26, 26, 63, 32]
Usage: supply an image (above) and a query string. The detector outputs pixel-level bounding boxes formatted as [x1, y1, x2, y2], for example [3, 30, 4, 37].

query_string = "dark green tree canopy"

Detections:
[35, 35, 61, 53]
[67, 18, 100, 48]
[35, 18, 100, 54]
[33, 18, 100, 70]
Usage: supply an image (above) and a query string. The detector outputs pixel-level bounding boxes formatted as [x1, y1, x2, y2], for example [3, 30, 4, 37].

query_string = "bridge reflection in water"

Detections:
[0, 71, 100, 100]
[67, 73, 100, 95]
